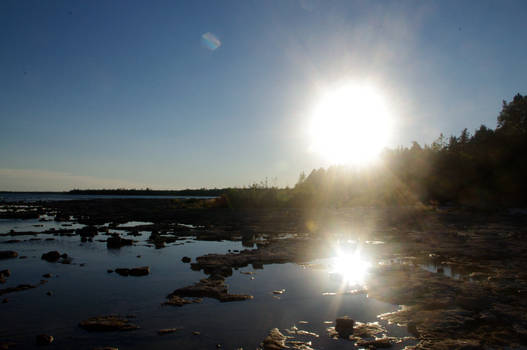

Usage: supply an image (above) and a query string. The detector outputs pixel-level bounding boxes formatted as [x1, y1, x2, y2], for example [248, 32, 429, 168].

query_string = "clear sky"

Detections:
[1, 0, 526, 191]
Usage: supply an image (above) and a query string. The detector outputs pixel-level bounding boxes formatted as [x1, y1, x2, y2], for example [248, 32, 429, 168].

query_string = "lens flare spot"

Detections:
[201, 32, 221, 51]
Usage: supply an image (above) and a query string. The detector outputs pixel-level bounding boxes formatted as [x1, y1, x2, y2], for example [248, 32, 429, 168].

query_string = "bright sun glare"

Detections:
[330, 246, 371, 286]
[310, 82, 392, 165]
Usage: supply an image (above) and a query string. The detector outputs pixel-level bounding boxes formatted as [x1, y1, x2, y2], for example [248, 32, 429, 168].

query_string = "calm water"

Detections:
[0, 217, 413, 349]
[0, 192, 216, 202]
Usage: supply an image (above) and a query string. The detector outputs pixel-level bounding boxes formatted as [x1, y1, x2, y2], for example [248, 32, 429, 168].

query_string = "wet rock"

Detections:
[167, 276, 253, 303]
[181, 256, 191, 263]
[107, 269, 113, 273]
[0, 250, 18, 260]
[352, 322, 386, 338]
[163, 295, 202, 307]
[355, 337, 394, 348]
[41, 251, 60, 262]
[106, 234, 133, 249]
[0, 283, 37, 296]
[35, 334, 54, 346]
[46, 291, 53, 296]
[260, 328, 288, 350]
[79, 315, 139, 331]
[42, 273, 52, 278]
[2, 298, 7, 303]
[115, 268, 129, 276]
[5, 239, 21, 243]
[0, 269, 10, 283]
[335, 316, 355, 338]
[77, 226, 98, 237]
[115, 266, 150, 276]
[158, 328, 179, 335]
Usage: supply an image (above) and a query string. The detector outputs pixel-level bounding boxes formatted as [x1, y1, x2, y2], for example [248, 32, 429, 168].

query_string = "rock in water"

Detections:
[35, 334, 54, 345]
[41, 251, 60, 262]
[260, 328, 288, 349]
[335, 316, 355, 338]
[129, 266, 149, 276]
[181, 256, 191, 263]
[0, 251, 18, 260]
[79, 315, 139, 331]
[106, 234, 133, 249]
[114, 266, 150, 277]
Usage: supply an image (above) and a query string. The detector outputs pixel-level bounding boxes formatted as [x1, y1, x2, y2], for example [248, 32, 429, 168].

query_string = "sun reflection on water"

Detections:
[330, 245, 371, 287]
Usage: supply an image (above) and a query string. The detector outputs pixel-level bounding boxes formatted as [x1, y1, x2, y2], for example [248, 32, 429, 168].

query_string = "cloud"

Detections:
[201, 32, 221, 51]
[0, 168, 146, 191]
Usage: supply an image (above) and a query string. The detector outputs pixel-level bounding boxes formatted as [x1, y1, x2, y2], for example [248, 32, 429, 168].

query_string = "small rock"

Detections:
[181, 256, 191, 263]
[158, 328, 179, 335]
[79, 315, 139, 331]
[42, 273, 52, 278]
[2, 298, 7, 303]
[193, 331, 200, 335]
[335, 316, 355, 338]
[0, 251, 18, 260]
[41, 251, 60, 262]
[115, 266, 150, 277]
[106, 234, 133, 249]
[46, 291, 53, 296]
[107, 269, 114, 273]
[35, 334, 54, 345]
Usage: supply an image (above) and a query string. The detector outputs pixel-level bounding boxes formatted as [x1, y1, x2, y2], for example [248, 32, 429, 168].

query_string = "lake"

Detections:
[0, 215, 414, 349]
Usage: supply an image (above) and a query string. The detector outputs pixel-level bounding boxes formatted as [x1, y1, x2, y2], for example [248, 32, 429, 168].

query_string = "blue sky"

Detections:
[1, 0, 526, 190]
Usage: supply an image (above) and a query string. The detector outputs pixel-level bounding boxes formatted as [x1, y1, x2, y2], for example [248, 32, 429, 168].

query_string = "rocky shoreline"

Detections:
[1, 199, 527, 349]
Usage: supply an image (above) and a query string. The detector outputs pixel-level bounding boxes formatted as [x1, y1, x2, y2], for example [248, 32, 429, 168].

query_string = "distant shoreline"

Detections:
[0, 189, 224, 196]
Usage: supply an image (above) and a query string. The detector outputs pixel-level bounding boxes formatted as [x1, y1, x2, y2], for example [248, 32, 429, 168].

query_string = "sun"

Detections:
[309, 82, 392, 165]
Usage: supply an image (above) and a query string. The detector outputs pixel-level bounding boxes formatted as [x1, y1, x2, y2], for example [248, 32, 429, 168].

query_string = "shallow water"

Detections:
[1, 218, 413, 349]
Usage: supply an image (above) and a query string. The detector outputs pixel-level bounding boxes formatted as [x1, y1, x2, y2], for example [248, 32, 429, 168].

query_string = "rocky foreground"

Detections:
[1, 199, 527, 349]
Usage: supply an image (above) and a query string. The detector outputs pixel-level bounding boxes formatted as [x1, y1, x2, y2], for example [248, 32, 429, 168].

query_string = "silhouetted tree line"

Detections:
[225, 93, 527, 208]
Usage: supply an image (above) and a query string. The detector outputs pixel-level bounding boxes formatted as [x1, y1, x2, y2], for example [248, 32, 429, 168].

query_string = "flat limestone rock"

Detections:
[79, 315, 139, 332]
[163, 295, 202, 307]
[168, 276, 252, 303]
[260, 328, 289, 350]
